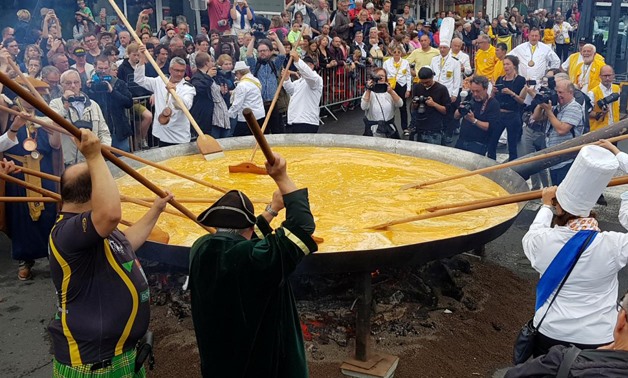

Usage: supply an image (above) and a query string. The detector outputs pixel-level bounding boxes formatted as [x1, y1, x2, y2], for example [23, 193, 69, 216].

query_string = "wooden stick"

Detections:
[107, 0, 224, 161]
[0, 171, 60, 200]
[0, 196, 57, 202]
[0, 70, 211, 233]
[0, 104, 70, 135]
[425, 191, 534, 212]
[244, 109, 275, 165]
[0, 105, 228, 194]
[248, 33, 304, 163]
[13, 165, 60, 183]
[120, 194, 187, 218]
[401, 133, 628, 190]
[368, 175, 628, 229]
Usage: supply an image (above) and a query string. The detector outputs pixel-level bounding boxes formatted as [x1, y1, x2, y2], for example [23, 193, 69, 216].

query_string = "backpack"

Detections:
[253, 59, 290, 113]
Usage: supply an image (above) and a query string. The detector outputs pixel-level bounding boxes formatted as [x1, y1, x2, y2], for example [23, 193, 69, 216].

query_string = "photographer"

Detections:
[361, 67, 403, 139]
[49, 70, 112, 166]
[454, 75, 500, 156]
[530, 80, 584, 185]
[410, 67, 451, 145]
[589, 65, 620, 132]
[85, 55, 133, 152]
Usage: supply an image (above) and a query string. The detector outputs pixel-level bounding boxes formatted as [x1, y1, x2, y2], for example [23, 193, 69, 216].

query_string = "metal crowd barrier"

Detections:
[319, 65, 368, 120]
[128, 95, 158, 152]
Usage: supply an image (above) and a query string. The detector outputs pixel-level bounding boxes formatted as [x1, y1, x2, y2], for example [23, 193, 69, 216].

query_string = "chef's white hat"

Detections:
[556, 145, 618, 217]
[439, 17, 455, 48]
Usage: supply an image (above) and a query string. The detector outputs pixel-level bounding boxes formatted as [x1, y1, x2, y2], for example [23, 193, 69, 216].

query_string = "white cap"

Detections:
[439, 17, 455, 47]
[556, 145, 618, 217]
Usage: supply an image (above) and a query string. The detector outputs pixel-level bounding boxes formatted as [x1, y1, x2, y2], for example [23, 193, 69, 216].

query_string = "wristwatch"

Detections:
[473, 119, 478, 125]
[265, 204, 278, 217]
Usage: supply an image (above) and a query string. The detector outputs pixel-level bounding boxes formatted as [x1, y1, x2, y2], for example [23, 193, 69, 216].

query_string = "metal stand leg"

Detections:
[340, 272, 399, 377]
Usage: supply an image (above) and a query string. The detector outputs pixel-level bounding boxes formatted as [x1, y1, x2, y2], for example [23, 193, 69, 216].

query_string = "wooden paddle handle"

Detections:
[249, 34, 304, 162]
[0, 196, 58, 202]
[243, 108, 275, 165]
[0, 70, 210, 232]
[0, 171, 61, 200]
[107, 0, 205, 138]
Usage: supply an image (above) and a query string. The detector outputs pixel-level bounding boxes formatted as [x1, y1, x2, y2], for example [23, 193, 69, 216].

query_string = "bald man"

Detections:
[589, 65, 620, 132]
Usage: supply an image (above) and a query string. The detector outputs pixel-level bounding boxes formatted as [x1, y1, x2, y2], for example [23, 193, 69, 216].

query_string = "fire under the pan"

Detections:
[116, 146, 518, 252]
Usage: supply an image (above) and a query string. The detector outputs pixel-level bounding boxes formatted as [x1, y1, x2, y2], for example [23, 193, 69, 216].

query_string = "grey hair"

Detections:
[582, 43, 596, 53]
[60, 69, 80, 83]
[554, 72, 570, 81]
[169, 57, 187, 69]
[477, 34, 490, 43]
[41, 65, 60, 78]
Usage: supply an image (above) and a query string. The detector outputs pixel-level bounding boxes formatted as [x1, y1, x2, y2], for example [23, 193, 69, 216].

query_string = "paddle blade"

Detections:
[228, 162, 268, 175]
[147, 225, 170, 244]
[197, 134, 225, 161]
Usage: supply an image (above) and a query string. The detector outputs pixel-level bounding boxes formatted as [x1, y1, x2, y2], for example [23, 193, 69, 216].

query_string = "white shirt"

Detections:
[361, 90, 403, 121]
[228, 73, 265, 122]
[134, 64, 196, 144]
[451, 50, 473, 77]
[509, 42, 560, 82]
[523, 152, 628, 345]
[430, 53, 462, 98]
[577, 63, 592, 93]
[0, 132, 18, 152]
[283, 59, 323, 126]
[588, 83, 619, 126]
[553, 21, 573, 44]
[382, 58, 412, 88]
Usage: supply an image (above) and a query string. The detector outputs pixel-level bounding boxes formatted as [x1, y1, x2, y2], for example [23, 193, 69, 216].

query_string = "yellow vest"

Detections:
[475, 45, 498, 79]
[574, 58, 606, 91]
[567, 53, 606, 84]
[590, 84, 620, 132]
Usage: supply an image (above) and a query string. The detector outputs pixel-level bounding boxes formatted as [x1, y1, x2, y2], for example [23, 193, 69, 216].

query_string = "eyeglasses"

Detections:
[62, 80, 81, 86]
[257, 48, 270, 53]
[600, 74, 614, 77]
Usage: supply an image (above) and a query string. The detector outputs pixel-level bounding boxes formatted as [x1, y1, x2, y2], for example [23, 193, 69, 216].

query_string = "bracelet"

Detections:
[541, 204, 554, 210]
[265, 204, 278, 217]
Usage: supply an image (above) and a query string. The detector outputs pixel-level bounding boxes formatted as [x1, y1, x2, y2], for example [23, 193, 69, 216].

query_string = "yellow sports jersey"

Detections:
[475, 45, 499, 79]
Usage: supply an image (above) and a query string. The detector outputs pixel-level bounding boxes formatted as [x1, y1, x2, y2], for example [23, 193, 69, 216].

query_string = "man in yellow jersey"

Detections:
[48, 129, 172, 377]
[474, 34, 499, 79]
[562, 37, 605, 85]
[564, 43, 605, 93]
[588, 65, 620, 132]
[407, 34, 439, 81]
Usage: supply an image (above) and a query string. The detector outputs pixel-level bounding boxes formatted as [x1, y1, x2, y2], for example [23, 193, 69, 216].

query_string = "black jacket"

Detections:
[506, 345, 628, 378]
[117, 59, 153, 98]
[85, 77, 134, 138]
[190, 70, 216, 134]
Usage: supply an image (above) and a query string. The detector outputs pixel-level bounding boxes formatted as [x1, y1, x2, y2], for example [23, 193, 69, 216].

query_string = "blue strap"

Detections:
[535, 230, 597, 311]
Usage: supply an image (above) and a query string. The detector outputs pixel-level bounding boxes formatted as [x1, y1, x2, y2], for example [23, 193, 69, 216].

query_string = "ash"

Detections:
[141, 256, 480, 357]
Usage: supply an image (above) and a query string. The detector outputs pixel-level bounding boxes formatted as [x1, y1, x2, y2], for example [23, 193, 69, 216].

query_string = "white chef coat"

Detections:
[451, 50, 472, 77]
[430, 53, 462, 98]
[0, 132, 18, 152]
[382, 57, 412, 89]
[134, 64, 196, 144]
[510, 41, 560, 82]
[523, 152, 628, 345]
[283, 59, 323, 126]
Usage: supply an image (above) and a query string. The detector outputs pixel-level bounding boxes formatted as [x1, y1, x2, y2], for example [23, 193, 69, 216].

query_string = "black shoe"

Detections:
[597, 195, 607, 206]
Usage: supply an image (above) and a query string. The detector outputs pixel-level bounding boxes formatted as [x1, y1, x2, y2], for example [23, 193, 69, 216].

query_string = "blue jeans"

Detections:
[550, 163, 573, 186]
[414, 130, 442, 145]
[112, 135, 130, 152]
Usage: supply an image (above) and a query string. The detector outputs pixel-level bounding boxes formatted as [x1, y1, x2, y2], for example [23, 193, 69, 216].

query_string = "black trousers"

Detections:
[487, 111, 521, 161]
[393, 83, 409, 130]
[533, 331, 611, 358]
[263, 102, 285, 134]
[287, 123, 319, 133]
[233, 118, 266, 137]
[556, 43, 570, 62]
[157, 139, 178, 147]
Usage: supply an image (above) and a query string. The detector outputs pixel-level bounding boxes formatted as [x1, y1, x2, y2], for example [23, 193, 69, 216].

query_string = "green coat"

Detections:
[189, 189, 317, 378]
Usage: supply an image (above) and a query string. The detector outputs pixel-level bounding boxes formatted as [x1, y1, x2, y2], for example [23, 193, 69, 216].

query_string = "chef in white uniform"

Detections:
[430, 17, 461, 102]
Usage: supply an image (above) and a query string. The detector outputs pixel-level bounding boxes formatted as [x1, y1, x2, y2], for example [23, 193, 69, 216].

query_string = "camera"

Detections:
[252, 24, 267, 40]
[526, 79, 537, 86]
[91, 73, 112, 92]
[458, 90, 472, 117]
[533, 77, 557, 105]
[597, 92, 620, 110]
[413, 95, 428, 119]
[495, 83, 505, 91]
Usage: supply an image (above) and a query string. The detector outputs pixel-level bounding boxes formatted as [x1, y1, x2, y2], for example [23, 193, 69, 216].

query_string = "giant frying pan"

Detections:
[112, 134, 529, 274]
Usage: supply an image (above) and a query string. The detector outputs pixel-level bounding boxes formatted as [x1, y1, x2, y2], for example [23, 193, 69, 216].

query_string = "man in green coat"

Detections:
[189, 152, 317, 378]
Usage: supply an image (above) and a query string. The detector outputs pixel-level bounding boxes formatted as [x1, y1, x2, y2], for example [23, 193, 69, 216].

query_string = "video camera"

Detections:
[91, 73, 113, 92]
[533, 77, 557, 106]
[458, 90, 472, 117]
[366, 73, 387, 93]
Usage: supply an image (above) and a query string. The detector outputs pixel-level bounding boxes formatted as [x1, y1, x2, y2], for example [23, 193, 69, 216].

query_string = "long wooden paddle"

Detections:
[368, 175, 628, 230]
[0, 70, 211, 233]
[0, 104, 229, 194]
[401, 133, 628, 190]
[229, 33, 304, 174]
[107, 0, 224, 161]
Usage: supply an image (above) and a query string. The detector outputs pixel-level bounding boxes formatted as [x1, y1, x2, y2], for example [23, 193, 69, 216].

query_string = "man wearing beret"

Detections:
[189, 152, 317, 378]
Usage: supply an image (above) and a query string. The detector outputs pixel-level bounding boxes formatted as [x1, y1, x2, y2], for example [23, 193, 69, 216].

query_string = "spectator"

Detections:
[361, 67, 402, 138]
[159, 25, 176, 45]
[313, 0, 331, 29]
[190, 52, 231, 138]
[333, 0, 352, 41]
[69, 47, 94, 87]
[406, 34, 439, 76]
[474, 34, 499, 81]
[230, 0, 255, 35]
[228, 60, 265, 135]
[384, 45, 412, 135]
[41, 65, 63, 101]
[49, 69, 112, 165]
[492, 42, 507, 83]
[177, 22, 193, 43]
[304, 39, 320, 70]
[117, 31, 131, 59]
[4, 38, 21, 66]
[25, 57, 42, 78]
[83, 32, 101, 64]
[553, 15, 573, 62]
[72, 12, 89, 41]
[156, 19, 168, 40]
[146, 44, 170, 78]
[208, 0, 232, 34]
[353, 10, 375, 38]
[189, 34, 210, 71]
